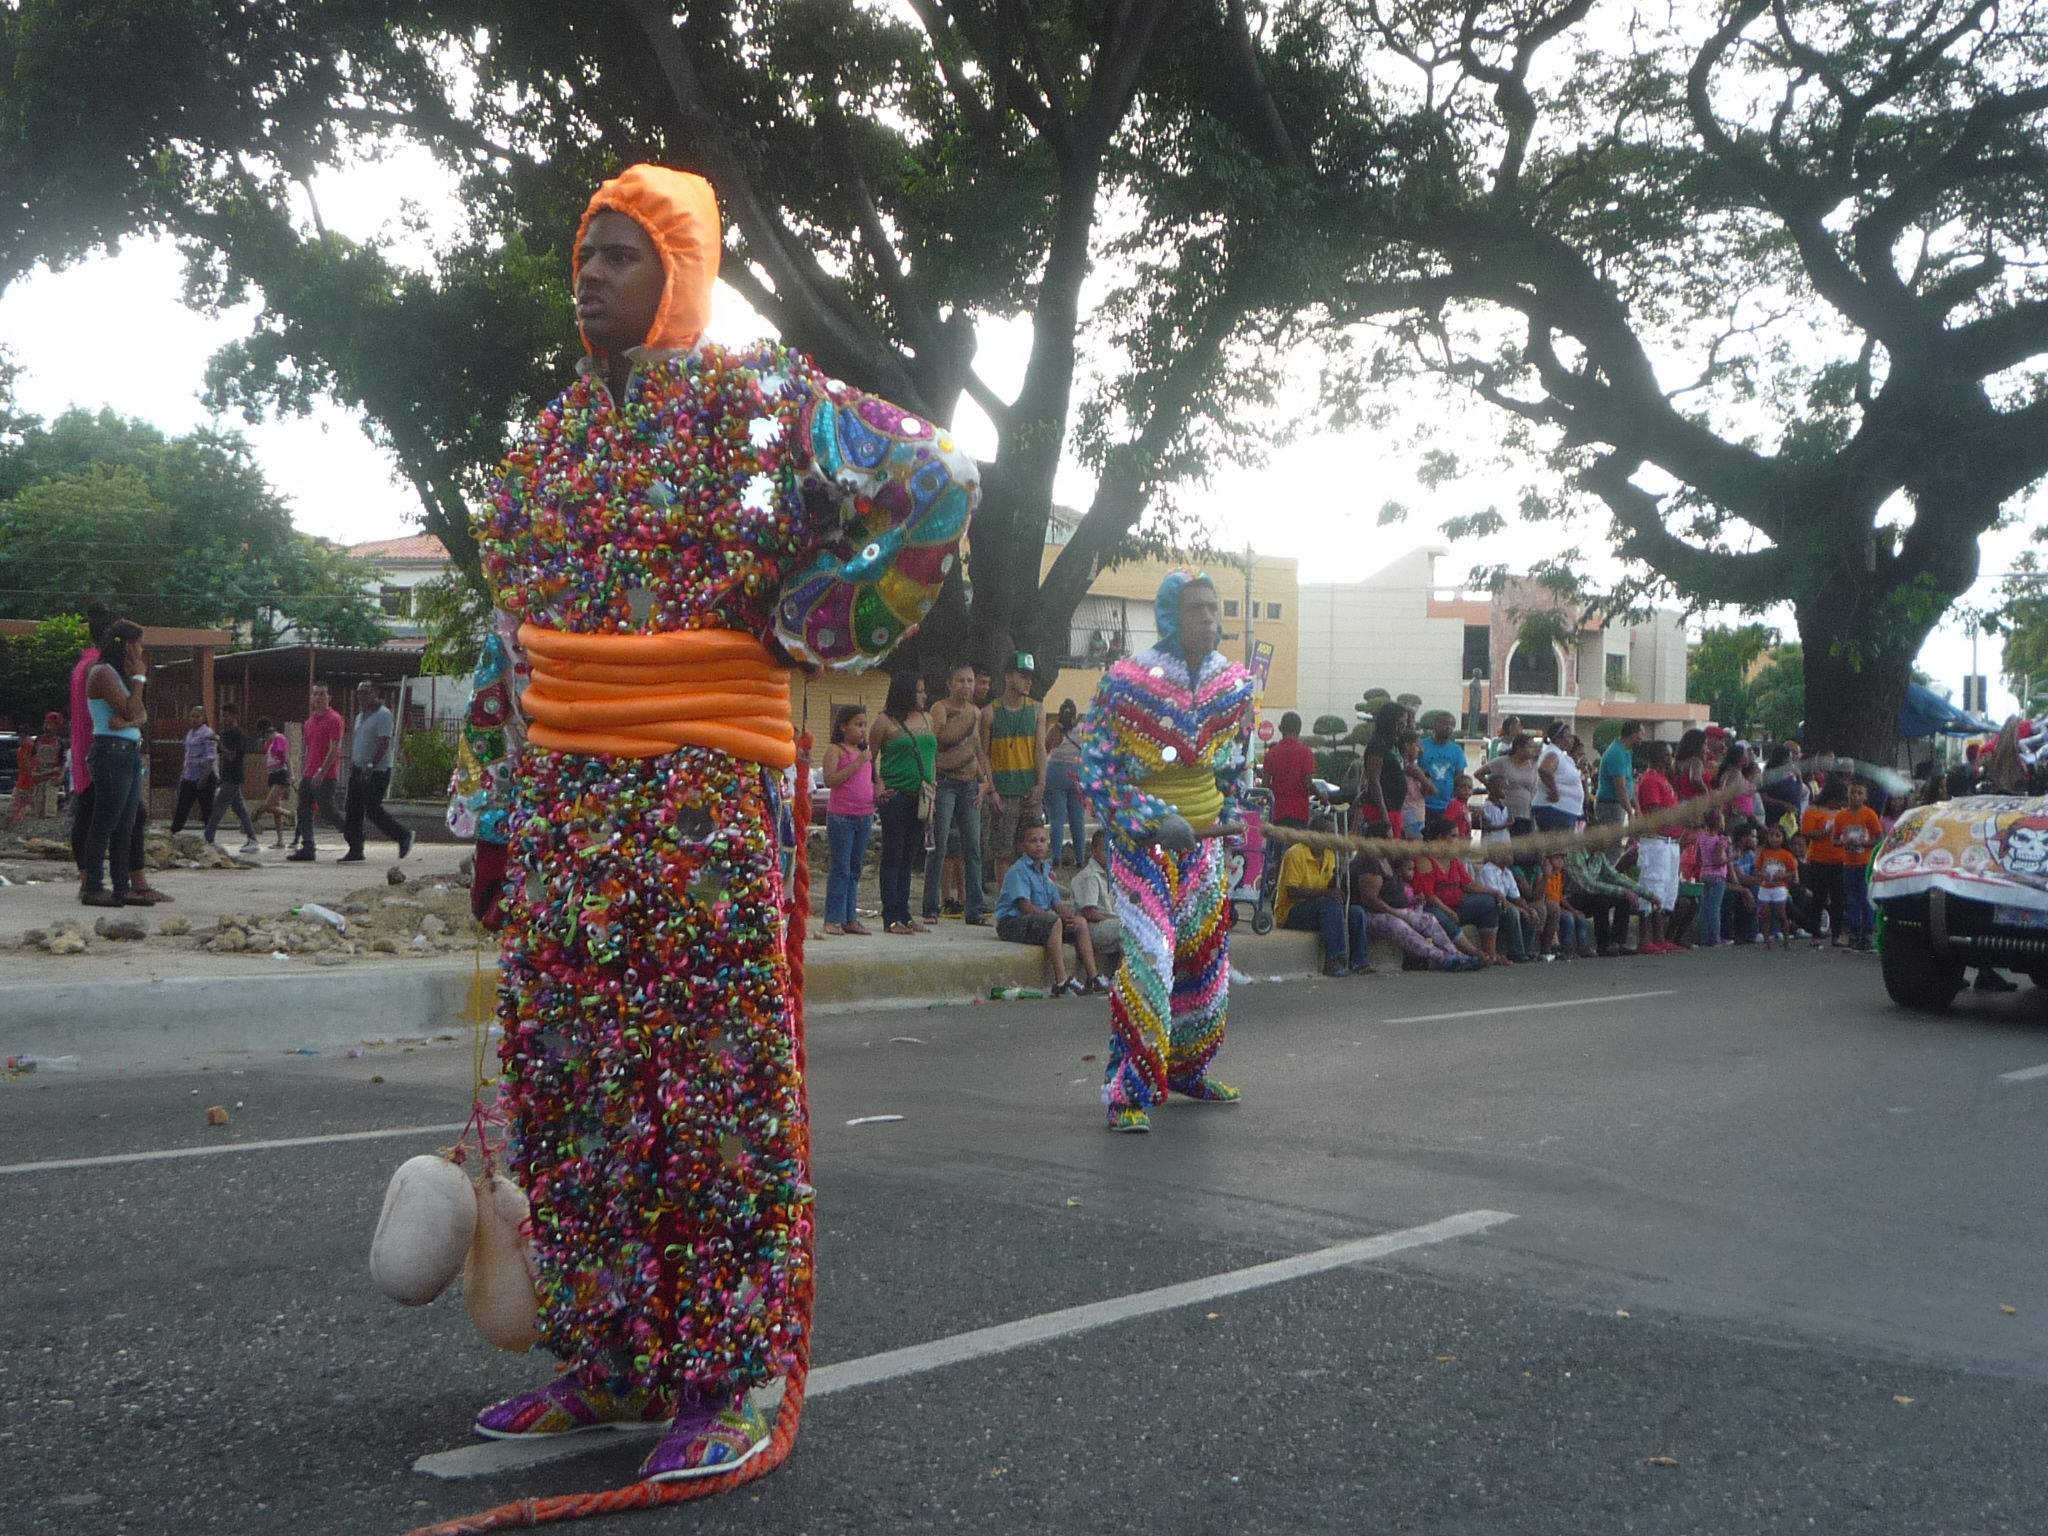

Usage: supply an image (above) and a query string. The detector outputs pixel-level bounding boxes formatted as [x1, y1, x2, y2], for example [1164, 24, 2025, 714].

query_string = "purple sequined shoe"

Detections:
[639, 1397, 772, 1482]
[473, 1371, 674, 1440]
[1168, 1077, 1242, 1104]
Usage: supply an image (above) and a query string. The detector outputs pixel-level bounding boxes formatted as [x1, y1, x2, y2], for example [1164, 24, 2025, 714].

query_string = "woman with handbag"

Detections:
[870, 670, 936, 935]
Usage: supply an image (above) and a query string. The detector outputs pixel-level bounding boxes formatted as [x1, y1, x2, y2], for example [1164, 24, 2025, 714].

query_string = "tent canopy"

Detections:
[1899, 682, 1995, 739]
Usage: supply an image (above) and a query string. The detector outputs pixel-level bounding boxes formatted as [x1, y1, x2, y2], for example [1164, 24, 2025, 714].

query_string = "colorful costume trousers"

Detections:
[497, 742, 811, 1400]
[1104, 836, 1229, 1108]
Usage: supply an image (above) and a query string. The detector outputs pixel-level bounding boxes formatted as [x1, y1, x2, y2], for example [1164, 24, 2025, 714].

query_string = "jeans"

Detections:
[344, 768, 408, 854]
[1454, 891, 1500, 932]
[876, 791, 923, 928]
[1698, 877, 1726, 945]
[1285, 897, 1368, 967]
[1043, 778, 1087, 867]
[1557, 911, 1591, 952]
[1493, 902, 1531, 960]
[170, 773, 217, 834]
[1533, 805, 1577, 833]
[295, 775, 345, 851]
[81, 738, 144, 895]
[1842, 863, 1873, 941]
[1593, 801, 1627, 827]
[923, 777, 983, 919]
[203, 779, 257, 843]
[71, 777, 148, 876]
[826, 811, 874, 926]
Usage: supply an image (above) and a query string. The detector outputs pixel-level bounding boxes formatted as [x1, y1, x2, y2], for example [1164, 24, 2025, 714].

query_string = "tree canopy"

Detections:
[0, 406, 385, 645]
[1687, 623, 1777, 735]
[0, 0, 1388, 685]
[1315, 0, 2048, 759]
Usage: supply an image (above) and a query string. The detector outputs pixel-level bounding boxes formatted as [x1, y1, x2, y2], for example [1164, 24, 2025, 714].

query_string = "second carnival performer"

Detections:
[1078, 570, 1256, 1133]
[447, 165, 976, 1479]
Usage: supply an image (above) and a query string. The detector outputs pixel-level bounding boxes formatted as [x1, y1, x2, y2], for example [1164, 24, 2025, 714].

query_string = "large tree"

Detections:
[1317, 0, 2048, 760]
[0, 407, 386, 645]
[0, 0, 1378, 682]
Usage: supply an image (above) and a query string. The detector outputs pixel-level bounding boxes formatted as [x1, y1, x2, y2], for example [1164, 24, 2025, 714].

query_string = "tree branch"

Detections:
[1224, 0, 1305, 171]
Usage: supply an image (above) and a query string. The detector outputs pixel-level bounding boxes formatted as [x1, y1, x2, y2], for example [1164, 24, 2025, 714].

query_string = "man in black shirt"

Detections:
[202, 704, 262, 854]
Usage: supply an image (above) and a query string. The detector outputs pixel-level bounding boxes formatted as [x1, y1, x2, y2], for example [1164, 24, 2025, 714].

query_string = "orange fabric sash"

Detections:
[518, 624, 795, 768]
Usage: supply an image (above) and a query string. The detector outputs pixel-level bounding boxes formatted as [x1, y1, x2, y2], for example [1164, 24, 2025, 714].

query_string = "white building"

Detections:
[1296, 548, 1705, 739]
[347, 534, 455, 644]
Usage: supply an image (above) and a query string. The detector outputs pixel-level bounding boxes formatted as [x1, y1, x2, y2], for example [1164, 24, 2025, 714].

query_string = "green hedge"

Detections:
[393, 727, 458, 800]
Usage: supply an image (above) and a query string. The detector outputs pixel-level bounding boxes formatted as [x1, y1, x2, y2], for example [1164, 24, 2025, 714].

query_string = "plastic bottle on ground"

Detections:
[7, 1054, 81, 1073]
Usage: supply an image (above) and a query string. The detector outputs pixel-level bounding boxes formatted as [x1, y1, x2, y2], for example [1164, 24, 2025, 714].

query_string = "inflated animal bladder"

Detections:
[369, 1152, 477, 1306]
[465, 1169, 539, 1351]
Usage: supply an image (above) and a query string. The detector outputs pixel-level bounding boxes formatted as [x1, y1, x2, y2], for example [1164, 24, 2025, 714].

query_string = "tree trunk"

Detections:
[1793, 599, 1918, 767]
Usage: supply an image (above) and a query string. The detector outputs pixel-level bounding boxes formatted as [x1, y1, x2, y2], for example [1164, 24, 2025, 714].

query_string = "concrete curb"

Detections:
[2, 930, 1332, 1069]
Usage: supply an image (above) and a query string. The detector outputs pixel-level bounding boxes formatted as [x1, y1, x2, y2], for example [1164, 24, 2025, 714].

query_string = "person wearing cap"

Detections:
[447, 165, 977, 1481]
[1077, 570, 1256, 1134]
[982, 649, 1045, 897]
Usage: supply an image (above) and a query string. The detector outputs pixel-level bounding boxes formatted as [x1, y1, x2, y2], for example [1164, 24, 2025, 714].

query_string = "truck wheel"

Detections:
[1878, 899, 1963, 1012]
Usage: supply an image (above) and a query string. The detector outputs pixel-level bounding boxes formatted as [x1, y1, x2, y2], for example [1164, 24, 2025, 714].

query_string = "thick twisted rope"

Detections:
[1255, 759, 1902, 863]
[397, 735, 818, 1536]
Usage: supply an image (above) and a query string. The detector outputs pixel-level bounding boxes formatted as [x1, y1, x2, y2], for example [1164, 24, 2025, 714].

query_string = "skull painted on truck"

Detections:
[1996, 815, 2048, 881]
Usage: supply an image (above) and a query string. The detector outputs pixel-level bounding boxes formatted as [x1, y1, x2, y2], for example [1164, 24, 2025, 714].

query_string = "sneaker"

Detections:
[1108, 1107, 1152, 1133]
[1052, 976, 1084, 997]
[639, 1396, 772, 1482]
[286, 849, 315, 863]
[1349, 961, 1376, 976]
[474, 1371, 674, 1440]
[1323, 960, 1350, 978]
[238, 839, 263, 855]
[337, 852, 367, 864]
[1083, 975, 1111, 996]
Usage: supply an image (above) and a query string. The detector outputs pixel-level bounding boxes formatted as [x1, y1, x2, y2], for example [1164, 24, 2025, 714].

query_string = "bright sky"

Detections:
[0, 149, 2034, 719]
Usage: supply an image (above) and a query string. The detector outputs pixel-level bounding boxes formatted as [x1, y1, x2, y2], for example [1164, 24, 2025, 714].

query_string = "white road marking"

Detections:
[0, 1123, 468, 1177]
[415, 1208, 1516, 1480]
[1999, 1062, 2048, 1083]
[1382, 990, 1678, 1026]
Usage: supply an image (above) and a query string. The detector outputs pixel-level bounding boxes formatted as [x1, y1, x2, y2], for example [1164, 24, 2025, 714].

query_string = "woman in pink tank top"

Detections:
[822, 704, 877, 934]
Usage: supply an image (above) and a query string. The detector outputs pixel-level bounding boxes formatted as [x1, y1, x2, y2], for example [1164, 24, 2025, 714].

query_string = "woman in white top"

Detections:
[1533, 725, 1585, 833]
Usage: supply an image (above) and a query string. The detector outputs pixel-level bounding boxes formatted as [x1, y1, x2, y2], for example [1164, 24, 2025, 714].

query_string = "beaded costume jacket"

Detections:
[1077, 646, 1256, 847]
[448, 341, 977, 840]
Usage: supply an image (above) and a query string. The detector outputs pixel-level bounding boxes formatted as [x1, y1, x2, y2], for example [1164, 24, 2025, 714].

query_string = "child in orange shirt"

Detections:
[1754, 824, 1799, 949]
[1832, 779, 1884, 952]
[1800, 781, 1847, 946]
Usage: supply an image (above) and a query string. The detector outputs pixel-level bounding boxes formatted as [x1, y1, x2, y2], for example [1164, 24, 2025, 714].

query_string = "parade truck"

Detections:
[1873, 795, 2048, 1010]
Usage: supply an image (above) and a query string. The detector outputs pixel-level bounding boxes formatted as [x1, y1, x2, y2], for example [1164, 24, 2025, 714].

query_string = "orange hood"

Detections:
[573, 165, 720, 354]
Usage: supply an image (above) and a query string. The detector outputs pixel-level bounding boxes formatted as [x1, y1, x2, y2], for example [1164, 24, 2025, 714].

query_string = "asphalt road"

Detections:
[4, 947, 2047, 1535]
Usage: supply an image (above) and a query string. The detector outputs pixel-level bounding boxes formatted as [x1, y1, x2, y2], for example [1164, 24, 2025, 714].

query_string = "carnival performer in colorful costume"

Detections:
[446, 165, 976, 1480]
[1078, 571, 1256, 1133]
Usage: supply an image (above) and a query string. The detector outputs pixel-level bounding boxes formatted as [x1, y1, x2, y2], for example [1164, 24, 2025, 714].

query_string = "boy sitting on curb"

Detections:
[996, 820, 1109, 996]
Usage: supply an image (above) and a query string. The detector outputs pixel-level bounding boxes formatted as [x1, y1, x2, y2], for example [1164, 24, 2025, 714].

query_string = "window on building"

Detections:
[1223, 599, 1240, 617]
[1266, 602, 1282, 620]
[1068, 594, 1150, 667]
[1462, 625, 1491, 679]
[1605, 653, 1633, 691]
[1508, 642, 1561, 694]
[379, 585, 412, 618]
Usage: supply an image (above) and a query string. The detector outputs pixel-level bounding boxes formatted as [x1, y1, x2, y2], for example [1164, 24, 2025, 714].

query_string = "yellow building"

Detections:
[1035, 508, 1298, 718]
[793, 506, 1300, 734]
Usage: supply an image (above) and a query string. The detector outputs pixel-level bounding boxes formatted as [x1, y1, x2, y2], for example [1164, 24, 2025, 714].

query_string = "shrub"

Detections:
[393, 726, 459, 800]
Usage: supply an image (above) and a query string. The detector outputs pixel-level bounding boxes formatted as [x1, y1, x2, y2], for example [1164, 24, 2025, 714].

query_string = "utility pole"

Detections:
[1243, 541, 1256, 669]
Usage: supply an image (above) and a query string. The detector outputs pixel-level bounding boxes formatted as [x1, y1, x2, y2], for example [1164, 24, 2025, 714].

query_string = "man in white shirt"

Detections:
[1066, 830, 1122, 966]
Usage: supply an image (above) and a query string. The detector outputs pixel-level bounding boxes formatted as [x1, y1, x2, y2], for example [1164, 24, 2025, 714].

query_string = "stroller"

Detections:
[1227, 787, 1275, 934]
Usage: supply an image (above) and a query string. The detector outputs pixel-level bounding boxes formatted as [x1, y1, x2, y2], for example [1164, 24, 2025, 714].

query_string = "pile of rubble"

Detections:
[1, 828, 257, 885]
[15, 869, 487, 966]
